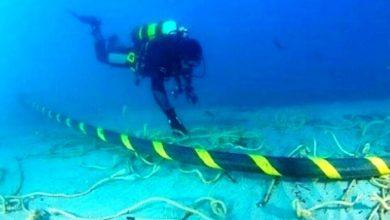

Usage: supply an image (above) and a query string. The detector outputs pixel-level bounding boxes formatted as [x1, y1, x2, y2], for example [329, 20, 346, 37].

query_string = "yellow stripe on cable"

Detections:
[78, 122, 87, 135]
[121, 134, 134, 151]
[366, 157, 390, 175]
[249, 154, 282, 176]
[65, 118, 72, 128]
[48, 110, 53, 119]
[309, 157, 342, 179]
[56, 113, 61, 123]
[96, 127, 107, 142]
[195, 148, 222, 169]
[152, 141, 172, 160]
[138, 26, 143, 40]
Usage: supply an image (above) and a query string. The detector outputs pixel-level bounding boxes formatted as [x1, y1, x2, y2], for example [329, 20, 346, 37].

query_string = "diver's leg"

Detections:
[164, 108, 189, 135]
[89, 22, 110, 63]
[69, 11, 108, 63]
[94, 33, 107, 63]
[151, 76, 188, 135]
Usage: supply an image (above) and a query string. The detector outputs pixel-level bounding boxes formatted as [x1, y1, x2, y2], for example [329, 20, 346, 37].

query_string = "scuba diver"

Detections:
[70, 12, 203, 135]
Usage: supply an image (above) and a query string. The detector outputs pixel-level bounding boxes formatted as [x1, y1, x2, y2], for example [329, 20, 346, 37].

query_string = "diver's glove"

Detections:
[165, 109, 188, 136]
[185, 90, 198, 104]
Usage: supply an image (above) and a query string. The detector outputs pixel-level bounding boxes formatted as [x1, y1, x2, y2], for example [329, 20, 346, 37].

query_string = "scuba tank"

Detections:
[128, 20, 206, 83]
[129, 20, 187, 75]
[131, 20, 187, 44]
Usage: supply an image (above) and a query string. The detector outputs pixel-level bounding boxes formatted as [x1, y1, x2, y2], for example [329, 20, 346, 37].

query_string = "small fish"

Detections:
[272, 37, 285, 50]
[204, 110, 216, 118]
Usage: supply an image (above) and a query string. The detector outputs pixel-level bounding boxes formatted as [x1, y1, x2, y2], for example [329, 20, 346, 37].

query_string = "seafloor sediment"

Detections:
[0, 100, 389, 219]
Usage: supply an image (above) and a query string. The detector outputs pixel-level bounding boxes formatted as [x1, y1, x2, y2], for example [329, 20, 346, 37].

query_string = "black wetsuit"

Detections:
[91, 26, 195, 134]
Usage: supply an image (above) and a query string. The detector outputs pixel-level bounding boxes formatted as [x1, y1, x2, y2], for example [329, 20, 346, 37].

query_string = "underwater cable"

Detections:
[30, 102, 390, 180]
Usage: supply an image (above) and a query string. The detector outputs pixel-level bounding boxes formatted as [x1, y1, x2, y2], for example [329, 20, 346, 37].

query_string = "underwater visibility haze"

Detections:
[0, 0, 390, 219]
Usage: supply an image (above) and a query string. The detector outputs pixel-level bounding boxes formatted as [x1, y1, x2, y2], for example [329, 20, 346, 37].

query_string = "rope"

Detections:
[362, 120, 386, 136]
[81, 155, 122, 171]
[43, 197, 217, 220]
[293, 195, 362, 219]
[179, 168, 223, 184]
[194, 197, 227, 217]
[370, 193, 390, 211]
[127, 154, 161, 179]
[341, 179, 357, 201]
[6, 169, 132, 201]
[326, 131, 355, 157]
[368, 175, 390, 219]
[370, 175, 390, 189]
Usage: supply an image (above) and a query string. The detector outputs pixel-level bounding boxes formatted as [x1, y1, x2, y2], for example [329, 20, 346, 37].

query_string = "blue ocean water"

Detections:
[0, 0, 389, 219]
[1, 0, 389, 111]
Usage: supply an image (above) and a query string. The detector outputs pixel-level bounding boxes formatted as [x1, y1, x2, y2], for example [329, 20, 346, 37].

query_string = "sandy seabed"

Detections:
[1, 100, 390, 219]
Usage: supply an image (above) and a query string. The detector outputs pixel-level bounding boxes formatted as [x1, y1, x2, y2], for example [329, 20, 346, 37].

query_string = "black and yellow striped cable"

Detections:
[31, 102, 390, 180]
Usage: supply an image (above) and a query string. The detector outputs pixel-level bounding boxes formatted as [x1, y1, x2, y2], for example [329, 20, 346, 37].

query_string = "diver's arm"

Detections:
[170, 75, 183, 98]
[182, 70, 198, 104]
[183, 72, 194, 93]
[151, 74, 172, 113]
[175, 75, 183, 90]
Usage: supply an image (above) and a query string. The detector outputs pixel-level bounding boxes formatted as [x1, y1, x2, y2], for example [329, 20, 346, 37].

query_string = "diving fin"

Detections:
[166, 109, 189, 136]
[68, 10, 101, 28]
